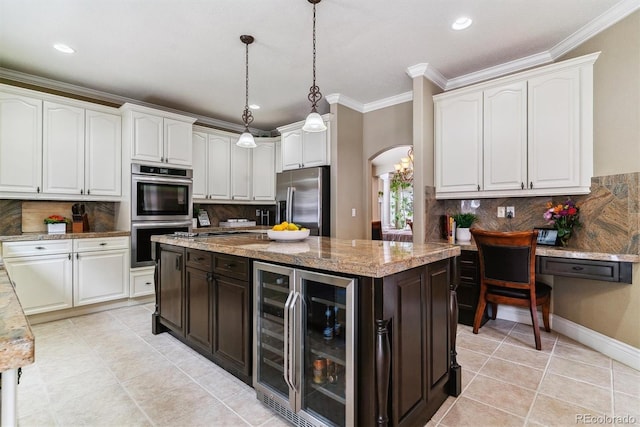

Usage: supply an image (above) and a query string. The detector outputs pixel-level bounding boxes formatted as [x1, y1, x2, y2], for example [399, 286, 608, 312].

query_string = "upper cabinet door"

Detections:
[252, 141, 275, 201]
[208, 134, 231, 200]
[281, 130, 303, 170]
[0, 92, 42, 193]
[43, 101, 85, 195]
[131, 111, 163, 163]
[85, 110, 122, 197]
[435, 92, 483, 193]
[483, 82, 528, 192]
[528, 68, 581, 190]
[230, 143, 251, 200]
[192, 131, 208, 199]
[302, 125, 329, 168]
[164, 118, 193, 166]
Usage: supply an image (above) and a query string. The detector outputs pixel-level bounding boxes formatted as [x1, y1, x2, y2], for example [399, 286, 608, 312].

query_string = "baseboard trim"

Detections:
[495, 306, 640, 370]
[27, 296, 154, 325]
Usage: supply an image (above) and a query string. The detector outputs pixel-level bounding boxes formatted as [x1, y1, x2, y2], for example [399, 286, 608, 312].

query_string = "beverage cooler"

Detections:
[253, 262, 355, 427]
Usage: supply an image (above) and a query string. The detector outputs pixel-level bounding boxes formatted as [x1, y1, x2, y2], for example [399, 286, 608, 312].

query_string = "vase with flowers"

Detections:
[44, 215, 69, 234]
[543, 199, 581, 247]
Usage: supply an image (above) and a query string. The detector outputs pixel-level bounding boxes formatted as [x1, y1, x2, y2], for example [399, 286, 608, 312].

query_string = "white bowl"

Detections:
[267, 229, 311, 241]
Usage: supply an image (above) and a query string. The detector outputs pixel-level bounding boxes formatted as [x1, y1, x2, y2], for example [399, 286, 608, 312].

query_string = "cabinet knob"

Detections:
[87, 189, 90, 195]
[35, 246, 45, 250]
[37, 186, 40, 193]
[80, 189, 84, 194]
[529, 181, 533, 189]
[76, 253, 79, 259]
[521, 182, 525, 190]
[68, 253, 71, 260]
[99, 242, 107, 246]
[477, 185, 480, 191]
[145, 282, 152, 286]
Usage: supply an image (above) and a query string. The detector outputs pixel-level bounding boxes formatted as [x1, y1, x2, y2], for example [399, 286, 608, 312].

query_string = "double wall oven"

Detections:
[130, 163, 193, 267]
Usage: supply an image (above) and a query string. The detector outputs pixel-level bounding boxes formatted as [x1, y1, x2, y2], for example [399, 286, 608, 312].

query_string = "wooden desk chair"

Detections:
[470, 229, 551, 350]
[371, 221, 382, 240]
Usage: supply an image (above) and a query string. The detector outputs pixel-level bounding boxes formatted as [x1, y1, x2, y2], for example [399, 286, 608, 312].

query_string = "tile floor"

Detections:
[16, 303, 640, 426]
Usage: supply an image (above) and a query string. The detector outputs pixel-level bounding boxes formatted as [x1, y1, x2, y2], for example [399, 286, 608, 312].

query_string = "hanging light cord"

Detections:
[242, 38, 253, 130]
[308, 1, 323, 113]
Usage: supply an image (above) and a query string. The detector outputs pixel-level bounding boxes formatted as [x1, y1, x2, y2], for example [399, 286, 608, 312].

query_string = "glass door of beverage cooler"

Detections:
[253, 262, 296, 407]
[296, 270, 355, 427]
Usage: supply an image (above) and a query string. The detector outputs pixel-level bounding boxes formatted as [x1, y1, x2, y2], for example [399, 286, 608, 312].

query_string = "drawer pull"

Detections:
[224, 263, 235, 269]
[35, 246, 45, 250]
[195, 257, 205, 262]
[68, 253, 71, 260]
[572, 266, 584, 271]
[145, 282, 152, 286]
[99, 242, 107, 246]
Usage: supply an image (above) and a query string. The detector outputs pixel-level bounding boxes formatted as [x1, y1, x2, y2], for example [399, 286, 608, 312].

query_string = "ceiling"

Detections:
[0, 0, 635, 132]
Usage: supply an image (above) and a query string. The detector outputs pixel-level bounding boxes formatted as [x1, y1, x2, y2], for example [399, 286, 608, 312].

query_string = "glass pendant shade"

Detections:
[302, 112, 327, 132]
[236, 131, 256, 148]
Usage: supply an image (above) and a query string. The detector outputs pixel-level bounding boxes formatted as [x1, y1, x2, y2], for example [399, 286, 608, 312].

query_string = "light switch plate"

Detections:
[497, 207, 505, 218]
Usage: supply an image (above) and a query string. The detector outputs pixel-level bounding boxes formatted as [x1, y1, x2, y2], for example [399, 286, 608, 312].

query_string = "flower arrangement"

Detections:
[44, 215, 69, 224]
[543, 199, 581, 247]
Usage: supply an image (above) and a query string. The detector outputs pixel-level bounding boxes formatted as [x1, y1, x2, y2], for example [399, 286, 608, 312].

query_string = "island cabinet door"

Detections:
[185, 266, 213, 352]
[379, 259, 451, 427]
[158, 245, 185, 335]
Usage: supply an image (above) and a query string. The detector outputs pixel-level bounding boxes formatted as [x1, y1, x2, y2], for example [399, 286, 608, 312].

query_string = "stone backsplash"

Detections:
[426, 172, 639, 254]
[0, 200, 117, 235]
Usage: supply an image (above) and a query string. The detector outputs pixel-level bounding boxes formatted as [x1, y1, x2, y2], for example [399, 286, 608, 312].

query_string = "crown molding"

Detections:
[0, 67, 259, 134]
[444, 51, 554, 90]
[363, 92, 412, 113]
[550, 0, 640, 59]
[406, 63, 448, 89]
[325, 93, 363, 112]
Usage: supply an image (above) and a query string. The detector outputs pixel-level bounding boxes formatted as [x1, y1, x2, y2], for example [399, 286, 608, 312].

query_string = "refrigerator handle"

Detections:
[286, 187, 292, 223]
[283, 290, 295, 391]
[288, 291, 300, 392]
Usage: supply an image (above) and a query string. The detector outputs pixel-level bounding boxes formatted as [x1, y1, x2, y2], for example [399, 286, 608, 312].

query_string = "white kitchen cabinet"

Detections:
[278, 115, 331, 170]
[2, 237, 129, 314]
[73, 237, 129, 306]
[231, 142, 252, 200]
[433, 52, 597, 199]
[528, 68, 582, 190]
[121, 103, 196, 167]
[483, 82, 528, 192]
[252, 139, 276, 201]
[43, 101, 86, 195]
[130, 266, 155, 297]
[0, 90, 42, 194]
[2, 240, 73, 315]
[85, 109, 122, 197]
[192, 127, 276, 203]
[434, 92, 483, 194]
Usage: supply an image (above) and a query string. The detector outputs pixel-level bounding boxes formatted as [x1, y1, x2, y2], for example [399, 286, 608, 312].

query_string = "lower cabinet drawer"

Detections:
[536, 256, 632, 283]
[74, 236, 129, 252]
[2, 239, 72, 258]
[131, 271, 155, 297]
[214, 254, 249, 281]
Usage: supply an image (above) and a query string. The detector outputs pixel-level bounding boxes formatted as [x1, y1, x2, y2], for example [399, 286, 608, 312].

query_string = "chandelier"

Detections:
[393, 147, 414, 184]
[302, 0, 327, 133]
[236, 35, 257, 148]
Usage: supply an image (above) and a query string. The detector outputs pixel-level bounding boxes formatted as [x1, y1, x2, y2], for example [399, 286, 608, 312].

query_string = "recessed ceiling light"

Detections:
[452, 17, 472, 31]
[249, 104, 260, 110]
[53, 43, 75, 54]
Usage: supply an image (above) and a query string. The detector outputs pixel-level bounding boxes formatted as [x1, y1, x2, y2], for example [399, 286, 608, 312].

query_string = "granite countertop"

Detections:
[454, 241, 639, 263]
[152, 233, 461, 278]
[0, 230, 130, 242]
[0, 268, 35, 371]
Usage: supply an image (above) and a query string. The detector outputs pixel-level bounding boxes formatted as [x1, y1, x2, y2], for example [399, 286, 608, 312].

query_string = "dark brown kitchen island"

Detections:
[151, 232, 461, 427]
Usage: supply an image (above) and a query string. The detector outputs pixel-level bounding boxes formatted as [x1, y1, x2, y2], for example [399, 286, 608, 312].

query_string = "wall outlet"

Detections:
[506, 206, 515, 218]
[497, 207, 505, 218]
[351, 208, 357, 217]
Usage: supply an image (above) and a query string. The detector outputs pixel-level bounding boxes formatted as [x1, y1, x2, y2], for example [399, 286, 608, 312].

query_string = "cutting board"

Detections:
[22, 201, 74, 233]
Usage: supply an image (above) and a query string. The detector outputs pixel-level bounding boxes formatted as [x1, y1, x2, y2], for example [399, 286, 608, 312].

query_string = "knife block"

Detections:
[72, 213, 90, 233]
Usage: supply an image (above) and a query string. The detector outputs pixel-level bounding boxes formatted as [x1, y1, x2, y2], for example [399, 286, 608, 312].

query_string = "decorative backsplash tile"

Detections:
[426, 172, 639, 254]
[194, 204, 276, 227]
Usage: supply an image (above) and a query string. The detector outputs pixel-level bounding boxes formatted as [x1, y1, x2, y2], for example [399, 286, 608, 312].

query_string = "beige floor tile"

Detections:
[483, 318, 519, 333]
[440, 396, 525, 426]
[260, 415, 297, 426]
[512, 322, 558, 338]
[553, 342, 612, 368]
[613, 391, 640, 422]
[45, 366, 119, 403]
[479, 358, 545, 390]
[29, 318, 74, 337]
[196, 368, 249, 401]
[464, 374, 536, 417]
[528, 394, 609, 426]
[105, 349, 174, 382]
[226, 388, 282, 426]
[457, 332, 502, 355]
[539, 372, 612, 415]
[17, 383, 49, 418]
[429, 395, 456, 423]
[461, 365, 477, 392]
[136, 381, 222, 425]
[614, 369, 640, 398]
[612, 360, 640, 376]
[164, 402, 251, 427]
[503, 332, 555, 353]
[174, 352, 222, 378]
[121, 364, 193, 403]
[493, 342, 551, 370]
[456, 347, 490, 373]
[472, 324, 513, 341]
[548, 355, 612, 389]
[17, 408, 58, 427]
[37, 352, 106, 385]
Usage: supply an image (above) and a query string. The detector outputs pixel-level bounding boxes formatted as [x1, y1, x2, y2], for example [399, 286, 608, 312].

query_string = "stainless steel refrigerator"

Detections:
[276, 166, 330, 236]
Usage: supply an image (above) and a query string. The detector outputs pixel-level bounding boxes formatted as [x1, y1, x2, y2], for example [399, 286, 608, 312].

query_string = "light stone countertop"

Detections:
[0, 268, 34, 371]
[454, 241, 639, 263]
[152, 233, 461, 278]
[0, 231, 130, 242]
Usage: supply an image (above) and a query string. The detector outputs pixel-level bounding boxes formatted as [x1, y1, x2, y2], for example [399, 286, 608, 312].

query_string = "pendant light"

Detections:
[302, 0, 327, 133]
[237, 35, 257, 148]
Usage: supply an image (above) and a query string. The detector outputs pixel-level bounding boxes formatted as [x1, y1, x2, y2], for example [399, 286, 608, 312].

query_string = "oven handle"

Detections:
[132, 175, 193, 185]
[131, 220, 193, 229]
